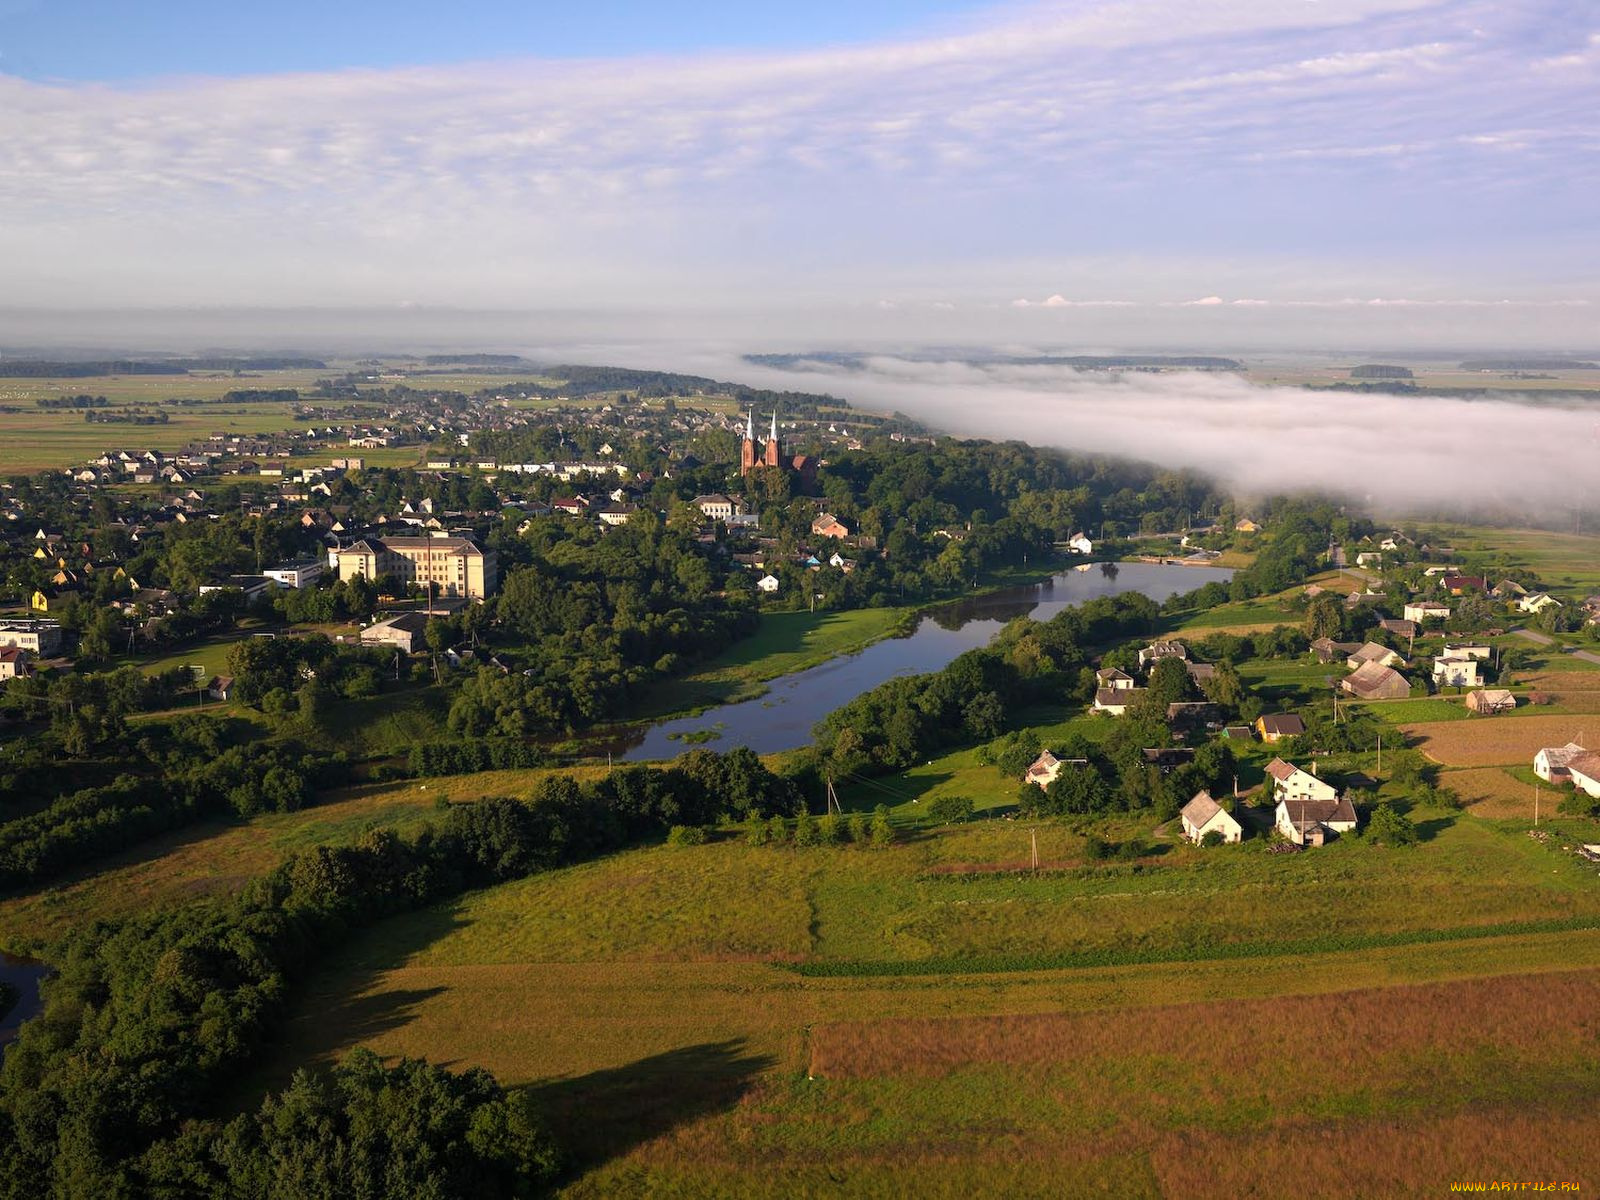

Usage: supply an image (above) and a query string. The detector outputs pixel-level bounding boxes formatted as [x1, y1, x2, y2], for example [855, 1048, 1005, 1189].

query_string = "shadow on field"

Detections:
[526, 1039, 774, 1176]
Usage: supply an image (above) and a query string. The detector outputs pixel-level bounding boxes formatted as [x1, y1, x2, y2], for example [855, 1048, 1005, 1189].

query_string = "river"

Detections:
[614, 561, 1233, 760]
[0, 951, 50, 1045]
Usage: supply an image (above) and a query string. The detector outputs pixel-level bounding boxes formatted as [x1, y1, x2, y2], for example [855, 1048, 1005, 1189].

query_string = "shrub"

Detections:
[792, 810, 820, 847]
[1116, 837, 1145, 861]
[1367, 802, 1418, 846]
[869, 804, 895, 847]
[927, 795, 975, 825]
[1200, 830, 1225, 848]
[846, 813, 868, 844]
[745, 818, 773, 846]
[666, 824, 707, 846]
[1083, 836, 1113, 861]
[766, 814, 789, 844]
[817, 812, 844, 845]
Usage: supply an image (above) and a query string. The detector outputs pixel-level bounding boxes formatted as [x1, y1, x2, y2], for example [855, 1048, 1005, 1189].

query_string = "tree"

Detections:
[1366, 802, 1417, 846]
[1303, 594, 1346, 642]
[792, 810, 820, 847]
[927, 795, 974, 824]
[869, 804, 895, 847]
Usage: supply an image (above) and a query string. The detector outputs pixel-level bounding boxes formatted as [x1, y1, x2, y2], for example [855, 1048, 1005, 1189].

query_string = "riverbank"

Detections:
[626, 558, 1077, 724]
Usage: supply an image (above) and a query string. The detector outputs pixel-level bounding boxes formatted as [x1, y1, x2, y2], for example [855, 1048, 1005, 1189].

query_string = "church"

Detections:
[740, 411, 817, 487]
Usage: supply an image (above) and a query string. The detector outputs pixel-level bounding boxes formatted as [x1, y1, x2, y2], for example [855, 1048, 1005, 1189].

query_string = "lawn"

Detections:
[1425, 523, 1600, 592]
[254, 814, 1600, 1196]
[631, 607, 915, 718]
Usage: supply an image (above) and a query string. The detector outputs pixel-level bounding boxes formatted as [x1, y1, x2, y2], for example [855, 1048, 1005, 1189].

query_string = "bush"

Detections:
[1083, 836, 1113, 861]
[1116, 837, 1145, 861]
[666, 824, 707, 846]
[1200, 830, 1225, 848]
[792, 810, 820, 847]
[766, 813, 790, 844]
[817, 812, 844, 845]
[846, 813, 869, 844]
[927, 795, 975, 825]
[745, 818, 773, 846]
[1367, 802, 1418, 846]
[869, 804, 895, 847]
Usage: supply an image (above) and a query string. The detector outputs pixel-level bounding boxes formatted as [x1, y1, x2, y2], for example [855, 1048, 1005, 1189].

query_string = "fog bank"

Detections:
[721, 355, 1600, 518]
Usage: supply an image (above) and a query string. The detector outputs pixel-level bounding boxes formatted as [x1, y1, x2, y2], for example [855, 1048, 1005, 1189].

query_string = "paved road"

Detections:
[1512, 627, 1555, 645]
[1571, 650, 1600, 666]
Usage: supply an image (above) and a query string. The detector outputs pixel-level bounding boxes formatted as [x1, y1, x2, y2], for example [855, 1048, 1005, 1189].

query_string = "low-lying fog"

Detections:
[712, 354, 1600, 519]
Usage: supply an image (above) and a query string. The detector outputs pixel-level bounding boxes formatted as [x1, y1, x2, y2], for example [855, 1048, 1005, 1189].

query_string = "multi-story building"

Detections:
[331, 536, 497, 600]
[0, 619, 64, 656]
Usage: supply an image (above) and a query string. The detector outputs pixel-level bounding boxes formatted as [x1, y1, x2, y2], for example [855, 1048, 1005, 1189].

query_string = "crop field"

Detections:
[1442, 767, 1543, 818]
[256, 814, 1600, 1196]
[1404, 713, 1600, 767]
[1427, 524, 1600, 592]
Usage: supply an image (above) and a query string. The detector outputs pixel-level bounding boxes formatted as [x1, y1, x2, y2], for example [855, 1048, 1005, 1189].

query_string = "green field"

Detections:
[632, 607, 916, 718]
[254, 808, 1600, 1196]
[1425, 524, 1600, 592]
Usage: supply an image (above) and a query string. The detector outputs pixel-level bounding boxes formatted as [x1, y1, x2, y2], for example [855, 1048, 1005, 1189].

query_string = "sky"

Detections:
[1, 0, 1597, 351]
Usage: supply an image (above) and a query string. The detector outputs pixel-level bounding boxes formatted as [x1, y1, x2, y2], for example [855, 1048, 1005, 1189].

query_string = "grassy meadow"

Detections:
[255, 812, 1600, 1196]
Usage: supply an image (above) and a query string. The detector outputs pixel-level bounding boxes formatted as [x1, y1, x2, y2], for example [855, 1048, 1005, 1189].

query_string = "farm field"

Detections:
[1425, 524, 1600, 592]
[1403, 713, 1600, 768]
[259, 817, 1600, 1196]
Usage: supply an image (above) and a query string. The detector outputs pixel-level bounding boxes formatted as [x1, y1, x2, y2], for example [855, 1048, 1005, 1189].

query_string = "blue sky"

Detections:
[1, 0, 1596, 349]
[0, 0, 994, 80]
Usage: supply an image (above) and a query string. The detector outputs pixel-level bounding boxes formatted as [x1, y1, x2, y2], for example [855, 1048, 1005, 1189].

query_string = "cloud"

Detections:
[1181, 296, 1226, 306]
[0, 0, 1593, 333]
[731, 355, 1600, 517]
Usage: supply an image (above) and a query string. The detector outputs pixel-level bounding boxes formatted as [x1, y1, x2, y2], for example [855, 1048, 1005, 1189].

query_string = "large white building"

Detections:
[331, 536, 498, 600]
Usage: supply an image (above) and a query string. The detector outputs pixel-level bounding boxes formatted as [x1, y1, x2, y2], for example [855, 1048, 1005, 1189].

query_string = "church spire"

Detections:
[746, 410, 754, 441]
[769, 412, 778, 444]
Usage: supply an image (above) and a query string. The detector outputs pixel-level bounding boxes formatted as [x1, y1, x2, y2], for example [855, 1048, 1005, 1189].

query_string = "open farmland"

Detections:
[1426, 524, 1600, 592]
[1404, 713, 1600, 767]
[253, 813, 1600, 1196]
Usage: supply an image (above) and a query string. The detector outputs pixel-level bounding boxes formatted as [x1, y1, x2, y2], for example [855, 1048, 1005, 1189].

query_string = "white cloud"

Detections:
[0, 0, 1593, 331]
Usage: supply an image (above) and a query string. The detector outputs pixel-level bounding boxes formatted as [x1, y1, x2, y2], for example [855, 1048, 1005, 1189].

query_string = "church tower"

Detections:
[762, 412, 781, 468]
[739, 410, 757, 475]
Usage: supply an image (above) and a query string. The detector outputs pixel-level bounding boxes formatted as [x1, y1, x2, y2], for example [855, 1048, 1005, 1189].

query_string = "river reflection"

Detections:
[605, 561, 1231, 761]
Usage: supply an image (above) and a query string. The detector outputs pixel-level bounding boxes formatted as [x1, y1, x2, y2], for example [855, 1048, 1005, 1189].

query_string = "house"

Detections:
[1567, 752, 1600, 800]
[1440, 574, 1486, 595]
[1255, 713, 1306, 743]
[811, 513, 851, 539]
[1093, 686, 1146, 716]
[1433, 656, 1481, 688]
[694, 494, 738, 521]
[1096, 667, 1136, 691]
[1067, 532, 1094, 555]
[1377, 618, 1417, 641]
[1533, 742, 1587, 783]
[1275, 794, 1359, 846]
[1341, 661, 1410, 700]
[1138, 641, 1188, 670]
[1442, 643, 1491, 661]
[0, 646, 32, 681]
[263, 559, 323, 590]
[1234, 518, 1260, 533]
[1185, 662, 1216, 684]
[1491, 579, 1528, 599]
[199, 575, 279, 603]
[1519, 592, 1563, 614]
[595, 504, 636, 526]
[1165, 702, 1220, 734]
[1355, 551, 1383, 568]
[205, 675, 236, 701]
[1346, 642, 1404, 669]
[1404, 600, 1451, 623]
[359, 612, 432, 654]
[1310, 637, 1362, 664]
[1143, 747, 1197, 772]
[0, 620, 63, 656]
[1022, 749, 1087, 789]
[1265, 757, 1339, 802]
[756, 574, 781, 594]
[1464, 689, 1516, 715]
[1181, 791, 1242, 844]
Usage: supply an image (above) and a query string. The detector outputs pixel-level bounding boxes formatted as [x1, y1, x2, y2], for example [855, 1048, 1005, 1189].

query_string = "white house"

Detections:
[1093, 686, 1146, 716]
[1534, 742, 1587, 783]
[1403, 600, 1451, 623]
[1518, 593, 1562, 614]
[756, 574, 781, 594]
[1442, 643, 1491, 661]
[1275, 795, 1359, 846]
[263, 559, 323, 590]
[1433, 656, 1482, 688]
[1096, 667, 1136, 691]
[1569, 753, 1600, 799]
[1067, 532, 1094, 555]
[1264, 757, 1339, 802]
[1181, 791, 1242, 844]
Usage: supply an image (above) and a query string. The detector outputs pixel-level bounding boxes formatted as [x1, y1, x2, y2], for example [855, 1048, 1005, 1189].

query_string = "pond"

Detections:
[0, 950, 51, 1044]
[612, 561, 1233, 760]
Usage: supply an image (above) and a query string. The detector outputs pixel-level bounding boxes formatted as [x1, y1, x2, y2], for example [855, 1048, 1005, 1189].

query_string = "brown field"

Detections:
[1445, 767, 1543, 818]
[1516, 671, 1600, 692]
[1404, 714, 1600, 766]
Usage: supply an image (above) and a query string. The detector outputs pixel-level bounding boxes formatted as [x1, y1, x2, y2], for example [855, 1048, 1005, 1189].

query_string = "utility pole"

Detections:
[1535, 781, 1541, 827]
[1376, 731, 1382, 774]
[1030, 828, 1039, 872]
